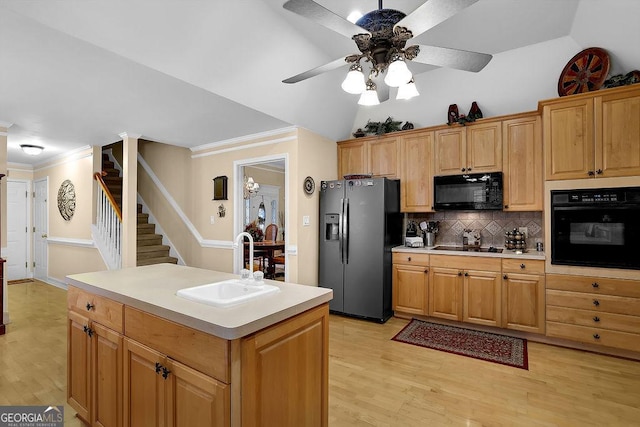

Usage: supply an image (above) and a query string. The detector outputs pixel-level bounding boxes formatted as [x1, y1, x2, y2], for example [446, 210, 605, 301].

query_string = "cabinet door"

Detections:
[597, 87, 640, 177]
[92, 323, 123, 427]
[337, 140, 367, 178]
[466, 121, 502, 173]
[429, 267, 463, 321]
[393, 263, 429, 315]
[68, 311, 91, 423]
[502, 273, 545, 334]
[502, 116, 542, 211]
[463, 270, 501, 327]
[367, 136, 398, 178]
[434, 127, 465, 175]
[400, 132, 434, 212]
[241, 304, 329, 427]
[123, 338, 166, 427]
[165, 358, 230, 427]
[543, 98, 594, 180]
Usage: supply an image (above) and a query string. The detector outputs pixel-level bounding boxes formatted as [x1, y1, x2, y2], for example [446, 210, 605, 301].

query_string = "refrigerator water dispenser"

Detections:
[325, 214, 339, 241]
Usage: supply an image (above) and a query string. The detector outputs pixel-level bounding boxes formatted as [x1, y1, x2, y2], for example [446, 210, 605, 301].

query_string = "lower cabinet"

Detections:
[392, 253, 429, 316]
[501, 259, 545, 334]
[123, 338, 229, 427]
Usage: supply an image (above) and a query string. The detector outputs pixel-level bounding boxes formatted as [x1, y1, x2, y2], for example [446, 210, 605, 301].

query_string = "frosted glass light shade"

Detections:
[396, 79, 420, 100]
[384, 59, 412, 87]
[20, 144, 44, 155]
[358, 88, 379, 106]
[341, 65, 366, 94]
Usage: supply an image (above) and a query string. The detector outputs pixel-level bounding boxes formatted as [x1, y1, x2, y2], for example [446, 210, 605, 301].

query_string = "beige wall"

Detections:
[137, 128, 336, 285]
[33, 146, 106, 283]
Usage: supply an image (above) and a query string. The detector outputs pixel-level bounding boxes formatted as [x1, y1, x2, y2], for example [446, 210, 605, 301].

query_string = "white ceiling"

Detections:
[0, 0, 633, 166]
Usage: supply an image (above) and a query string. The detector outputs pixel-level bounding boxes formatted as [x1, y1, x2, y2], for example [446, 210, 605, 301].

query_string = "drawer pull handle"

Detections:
[464, 272, 469, 277]
[593, 334, 600, 340]
[461, 168, 466, 172]
[83, 325, 93, 338]
[593, 316, 600, 322]
[503, 274, 508, 280]
[161, 367, 171, 380]
[593, 299, 600, 307]
[596, 169, 603, 175]
[155, 362, 163, 374]
[408, 257, 411, 262]
[587, 170, 595, 176]
[424, 269, 429, 274]
[520, 263, 525, 269]
[86, 303, 95, 311]
[458, 271, 463, 276]
[592, 282, 599, 288]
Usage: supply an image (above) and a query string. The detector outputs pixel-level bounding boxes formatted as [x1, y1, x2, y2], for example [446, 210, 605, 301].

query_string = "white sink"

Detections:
[176, 279, 280, 308]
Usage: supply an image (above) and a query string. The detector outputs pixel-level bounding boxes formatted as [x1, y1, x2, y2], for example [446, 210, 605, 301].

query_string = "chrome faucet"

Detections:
[234, 232, 254, 275]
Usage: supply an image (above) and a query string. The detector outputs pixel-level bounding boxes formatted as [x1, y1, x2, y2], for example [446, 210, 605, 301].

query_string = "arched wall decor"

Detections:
[57, 179, 76, 221]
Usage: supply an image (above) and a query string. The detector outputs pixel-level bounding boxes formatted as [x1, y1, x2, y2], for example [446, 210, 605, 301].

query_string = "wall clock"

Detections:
[57, 179, 76, 221]
[558, 47, 610, 96]
[303, 176, 315, 195]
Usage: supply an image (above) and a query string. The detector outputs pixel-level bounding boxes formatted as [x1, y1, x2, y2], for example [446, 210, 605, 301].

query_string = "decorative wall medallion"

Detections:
[57, 179, 76, 221]
[303, 176, 315, 195]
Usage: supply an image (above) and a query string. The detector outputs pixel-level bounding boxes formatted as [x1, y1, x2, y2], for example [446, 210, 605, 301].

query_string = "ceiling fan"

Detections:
[282, 0, 492, 104]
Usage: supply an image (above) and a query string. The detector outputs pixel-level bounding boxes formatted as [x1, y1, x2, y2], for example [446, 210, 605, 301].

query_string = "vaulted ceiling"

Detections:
[1, 0, 638, 166]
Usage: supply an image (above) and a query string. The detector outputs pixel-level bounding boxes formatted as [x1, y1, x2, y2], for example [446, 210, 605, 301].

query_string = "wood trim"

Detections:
[68, 286, 124, 333]
[94, 172, 122, 221]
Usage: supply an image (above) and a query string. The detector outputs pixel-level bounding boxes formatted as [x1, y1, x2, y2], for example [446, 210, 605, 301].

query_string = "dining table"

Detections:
[245, 240, 285, 279]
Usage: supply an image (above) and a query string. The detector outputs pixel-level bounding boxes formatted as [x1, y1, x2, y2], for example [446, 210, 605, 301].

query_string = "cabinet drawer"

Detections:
[502, 259, 544, 275]
[430, 255, 501, 271]
[68, 286, 123, 333]
[546, 321, 640, 352]
[546, 290, 640, 316]
[393, 252, 429, 266]
[546, 306, 640, 334]
[546, 274, 640, 298]
[124, 307, 230, 383]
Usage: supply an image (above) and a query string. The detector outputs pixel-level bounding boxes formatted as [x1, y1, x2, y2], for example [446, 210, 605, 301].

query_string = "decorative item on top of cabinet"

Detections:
[502, 114, 543, 211]
[557, 47, 610, 97]
[434, 119, 502, 176]
[541, 84, 640, 180]
[363, 117, 402, 135]
[392, 252, 430, 317]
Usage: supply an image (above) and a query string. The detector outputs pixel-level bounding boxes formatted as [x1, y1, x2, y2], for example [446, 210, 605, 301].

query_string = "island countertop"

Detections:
[66, 263, 333, 340]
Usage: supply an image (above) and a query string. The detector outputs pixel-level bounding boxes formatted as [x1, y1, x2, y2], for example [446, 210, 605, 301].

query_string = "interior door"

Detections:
[34, 178, 48, 281]
[6, 180, 29, 280]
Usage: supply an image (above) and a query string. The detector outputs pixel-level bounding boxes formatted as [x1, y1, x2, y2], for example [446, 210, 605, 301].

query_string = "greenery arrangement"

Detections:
[244, 220, 264, 242]
[364, 117, 402, 135]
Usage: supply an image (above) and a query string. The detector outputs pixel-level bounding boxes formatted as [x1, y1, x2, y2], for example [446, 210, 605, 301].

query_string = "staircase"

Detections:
[101, 154, 178, 266]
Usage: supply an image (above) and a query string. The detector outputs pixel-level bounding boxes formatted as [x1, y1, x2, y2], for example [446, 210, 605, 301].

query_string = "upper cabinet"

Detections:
[399, 131, 434, 212]
[541, 85, 640, 180]
[502, 114, 543, 211]
[337, 135, 399, 179]
[434, 120, 502, 176]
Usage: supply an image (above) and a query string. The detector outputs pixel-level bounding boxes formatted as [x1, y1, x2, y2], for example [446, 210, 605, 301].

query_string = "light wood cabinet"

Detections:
[542, 85, 640, 180]
[399, 131, 434, 212]
[501, 259, 545, 334]
[434, 121, 502, 176]
[502, 114, 543, 211]
[67, 288, 124, 427]
[392, 253, 430, 316]
[429, 255, 501, 326]
[337, 139, 366, 178]
[546, 274, 640, 352]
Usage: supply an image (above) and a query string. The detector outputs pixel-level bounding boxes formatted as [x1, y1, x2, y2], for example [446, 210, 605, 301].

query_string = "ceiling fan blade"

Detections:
[283, 0, 370, 39]
[412, 45, 492, 72]
[282, 57, 347, 84]
[395, 0, 479, 39]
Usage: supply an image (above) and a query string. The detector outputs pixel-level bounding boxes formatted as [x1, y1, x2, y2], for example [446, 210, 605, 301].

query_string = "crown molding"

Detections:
[0, 121, 13, 129]
[118, 132, 143, 140]
[191, 126, 298, 153]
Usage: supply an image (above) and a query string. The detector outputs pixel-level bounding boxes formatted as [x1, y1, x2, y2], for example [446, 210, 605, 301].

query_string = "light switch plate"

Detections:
[303, 215, 310, 226]
[210, 215, 215, 225]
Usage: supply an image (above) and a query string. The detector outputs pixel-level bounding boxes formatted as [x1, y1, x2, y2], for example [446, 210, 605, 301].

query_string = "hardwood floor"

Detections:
[1, 281, 639, 426]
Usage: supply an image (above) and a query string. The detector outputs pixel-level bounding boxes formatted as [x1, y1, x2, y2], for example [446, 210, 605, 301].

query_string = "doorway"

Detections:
[234, 155, 288, 280]
[6, 180, 30, 280]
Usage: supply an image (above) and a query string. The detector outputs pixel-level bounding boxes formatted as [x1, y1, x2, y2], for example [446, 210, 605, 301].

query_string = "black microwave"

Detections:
[433, 172, 503, 210]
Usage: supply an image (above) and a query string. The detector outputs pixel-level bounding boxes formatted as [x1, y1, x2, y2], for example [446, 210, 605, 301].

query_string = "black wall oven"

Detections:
[551, 187, 640, 270]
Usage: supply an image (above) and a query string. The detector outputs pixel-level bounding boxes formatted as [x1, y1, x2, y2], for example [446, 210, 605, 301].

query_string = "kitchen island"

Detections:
[66, 263, 332, 427]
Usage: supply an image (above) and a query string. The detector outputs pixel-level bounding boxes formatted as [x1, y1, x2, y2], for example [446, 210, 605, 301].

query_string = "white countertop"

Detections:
[392, 245, 546, 260]
[66, 264, 333, 340]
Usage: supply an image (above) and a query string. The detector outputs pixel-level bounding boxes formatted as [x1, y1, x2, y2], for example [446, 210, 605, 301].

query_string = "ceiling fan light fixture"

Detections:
[20, 144, 44, 156]
[358, 80, 379, 106]
[384, 56, 413, 87]
[341, 63, 366, 94]
[396, 78, 420, 100]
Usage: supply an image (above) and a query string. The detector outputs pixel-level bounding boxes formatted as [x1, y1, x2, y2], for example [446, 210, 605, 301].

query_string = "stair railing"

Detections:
[93, 172, 122, 269]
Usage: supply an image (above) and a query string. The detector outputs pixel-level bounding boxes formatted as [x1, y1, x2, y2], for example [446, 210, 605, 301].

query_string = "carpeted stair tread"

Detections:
[137, 223, 156, 233]
[137, 234, 163, 246]
[137, 256, 178, 266]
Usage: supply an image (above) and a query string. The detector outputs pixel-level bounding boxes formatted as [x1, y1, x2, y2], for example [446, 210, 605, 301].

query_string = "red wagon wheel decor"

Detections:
[558, 47, 610, 96]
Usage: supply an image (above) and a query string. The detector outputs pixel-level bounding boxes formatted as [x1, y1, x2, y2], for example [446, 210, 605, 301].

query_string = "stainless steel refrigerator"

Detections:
[318, 177, 402, 322]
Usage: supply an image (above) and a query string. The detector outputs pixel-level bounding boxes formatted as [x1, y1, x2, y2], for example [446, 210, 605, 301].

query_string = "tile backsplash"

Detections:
[406, 211, 543, 248]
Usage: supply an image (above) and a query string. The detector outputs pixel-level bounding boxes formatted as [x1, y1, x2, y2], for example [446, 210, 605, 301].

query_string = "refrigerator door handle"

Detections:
[343, 198, 349, 264]
[339, 198, 345, 264]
